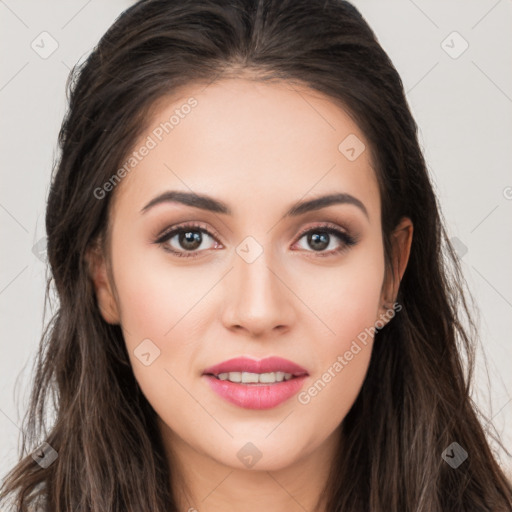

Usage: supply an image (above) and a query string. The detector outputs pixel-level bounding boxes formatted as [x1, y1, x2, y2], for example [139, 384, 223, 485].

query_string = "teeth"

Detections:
[216, 371, 293, 384]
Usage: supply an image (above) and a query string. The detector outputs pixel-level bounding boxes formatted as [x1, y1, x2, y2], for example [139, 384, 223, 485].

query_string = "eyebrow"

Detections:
[140, 190, 369, 219]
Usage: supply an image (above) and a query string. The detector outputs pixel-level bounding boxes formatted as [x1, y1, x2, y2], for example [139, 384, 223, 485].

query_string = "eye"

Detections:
[154, 222, 222, 258]
[154, 221, 358, 259]
[292, 223, 358, 257]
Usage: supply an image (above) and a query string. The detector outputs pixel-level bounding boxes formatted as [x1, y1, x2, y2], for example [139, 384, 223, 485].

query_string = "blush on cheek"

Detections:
[323, 291, 382, 350]
[119, 290, 167, 345]
[114, 262, 183, 340]
[307, 284, 381, 415]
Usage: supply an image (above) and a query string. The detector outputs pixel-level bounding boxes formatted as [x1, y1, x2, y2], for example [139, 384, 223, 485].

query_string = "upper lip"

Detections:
[202, 356, 309, 377]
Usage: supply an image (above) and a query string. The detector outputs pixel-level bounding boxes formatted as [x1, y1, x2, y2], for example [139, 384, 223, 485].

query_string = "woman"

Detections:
[2, 0, 511, 510]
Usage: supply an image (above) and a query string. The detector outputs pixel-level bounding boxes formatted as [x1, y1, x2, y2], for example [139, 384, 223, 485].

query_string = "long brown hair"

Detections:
[2, 0, 511, 510]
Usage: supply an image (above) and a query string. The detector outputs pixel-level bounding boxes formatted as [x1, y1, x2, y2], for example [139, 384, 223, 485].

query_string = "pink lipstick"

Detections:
[202, 356, 309, 410]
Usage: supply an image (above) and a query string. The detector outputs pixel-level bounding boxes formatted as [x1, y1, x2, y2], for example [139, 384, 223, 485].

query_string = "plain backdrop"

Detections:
[1, 0, 511, 482]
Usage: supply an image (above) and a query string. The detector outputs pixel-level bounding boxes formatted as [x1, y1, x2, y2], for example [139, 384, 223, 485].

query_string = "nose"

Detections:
[220, 248, 297, 338]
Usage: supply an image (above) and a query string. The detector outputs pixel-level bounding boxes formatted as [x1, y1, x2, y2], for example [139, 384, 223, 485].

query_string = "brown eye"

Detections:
[154, 223, 221, 258]
[293, 225, 358, 257]
[306, 232, 330, 251]
[175, 230, 204, 251]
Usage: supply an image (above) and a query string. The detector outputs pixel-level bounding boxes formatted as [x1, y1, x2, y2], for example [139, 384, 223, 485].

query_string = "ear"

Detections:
[85, 242, 120, 325]
[379, 216, 413, 317]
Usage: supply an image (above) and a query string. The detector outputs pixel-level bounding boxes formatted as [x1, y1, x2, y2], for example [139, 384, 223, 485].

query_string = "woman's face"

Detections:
[90, 78, 410, 473]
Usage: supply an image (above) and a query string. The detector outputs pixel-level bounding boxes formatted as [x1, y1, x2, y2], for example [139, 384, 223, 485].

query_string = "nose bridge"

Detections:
[221, 237, 296, 333]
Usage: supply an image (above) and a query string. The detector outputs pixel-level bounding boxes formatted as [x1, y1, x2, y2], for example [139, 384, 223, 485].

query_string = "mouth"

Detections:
[202, 355, 309, 383]
[201, 356, 309, 409]
[204, 370, 304, 385]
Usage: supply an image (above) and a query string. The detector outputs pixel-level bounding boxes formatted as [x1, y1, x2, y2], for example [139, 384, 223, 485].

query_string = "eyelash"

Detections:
[153, 221, 358, 259]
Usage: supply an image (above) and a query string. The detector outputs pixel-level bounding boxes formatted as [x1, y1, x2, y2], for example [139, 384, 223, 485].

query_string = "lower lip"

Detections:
[203, 375, 308, 410]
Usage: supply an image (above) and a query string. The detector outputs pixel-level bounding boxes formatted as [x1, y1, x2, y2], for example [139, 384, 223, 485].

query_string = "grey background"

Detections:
[1, 0, 511, 481]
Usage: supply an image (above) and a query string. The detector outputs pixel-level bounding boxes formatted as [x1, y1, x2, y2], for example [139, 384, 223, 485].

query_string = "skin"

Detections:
[87, 78, 413, 512]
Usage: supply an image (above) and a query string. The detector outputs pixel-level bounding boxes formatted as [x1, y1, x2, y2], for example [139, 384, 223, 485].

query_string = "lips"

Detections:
[201, 357, 309, 409]
[202, 356, 309, 377]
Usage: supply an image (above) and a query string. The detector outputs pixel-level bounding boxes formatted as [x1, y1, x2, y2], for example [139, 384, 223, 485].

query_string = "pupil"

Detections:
[309, 232, 329, 251]
[180, 230, 202, 250]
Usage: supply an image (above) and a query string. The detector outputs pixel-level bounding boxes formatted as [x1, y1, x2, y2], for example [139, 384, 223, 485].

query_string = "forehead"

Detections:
[110, 78, 380, 223]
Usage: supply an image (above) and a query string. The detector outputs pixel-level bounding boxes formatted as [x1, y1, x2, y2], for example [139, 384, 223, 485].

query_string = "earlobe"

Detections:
[85, 244, 120, 325]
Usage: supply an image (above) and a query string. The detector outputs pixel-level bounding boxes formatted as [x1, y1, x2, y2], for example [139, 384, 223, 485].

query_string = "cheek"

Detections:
[110, 236, 223, 393]
[296, 301, 378, 438]
[116, 269, 171, 344]
[112, 244, 208, 342]
[296, 235, 385, 343]
[294, 243, 384, 424]
[111, 252, 201, 411]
